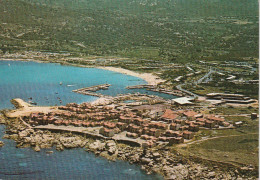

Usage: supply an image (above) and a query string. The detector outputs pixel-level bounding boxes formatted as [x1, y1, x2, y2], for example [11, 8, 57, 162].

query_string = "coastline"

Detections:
[0, 59, 258, 179]
[0, 58, 164, 86]
[2, 105, 255, 180]
[97, 66, 165, 86]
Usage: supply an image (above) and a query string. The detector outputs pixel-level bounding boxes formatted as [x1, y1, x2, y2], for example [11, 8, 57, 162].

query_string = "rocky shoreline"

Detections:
[1, 115, 257, 180]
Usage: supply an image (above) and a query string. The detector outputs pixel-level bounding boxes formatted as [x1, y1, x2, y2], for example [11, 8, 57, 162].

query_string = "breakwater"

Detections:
[72, 84, 111, 97]
[126, 84, 184, 97]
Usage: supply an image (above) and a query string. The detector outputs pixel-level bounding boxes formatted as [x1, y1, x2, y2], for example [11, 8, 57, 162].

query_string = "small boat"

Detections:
[8, 64, 10, 67]
[28, 101, 37, 105]
[46, 151, 53, 154]
[67, 84, 75, 87]
[59, 82, 63, 85]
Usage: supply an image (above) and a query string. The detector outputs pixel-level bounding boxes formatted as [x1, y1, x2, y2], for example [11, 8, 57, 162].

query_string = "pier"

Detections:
[72, 84, 111, 97]
[126, 84, 156, 89]
[126, 84, 184, 97]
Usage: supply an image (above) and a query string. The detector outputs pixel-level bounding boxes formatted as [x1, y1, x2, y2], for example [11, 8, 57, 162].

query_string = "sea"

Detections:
[0, 60, 171, 179]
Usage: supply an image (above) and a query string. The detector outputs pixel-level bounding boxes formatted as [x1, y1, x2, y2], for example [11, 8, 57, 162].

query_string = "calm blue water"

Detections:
[0, 60, 175, 109]
[0, 60, 164, 180]
[0, 126, 163, 180]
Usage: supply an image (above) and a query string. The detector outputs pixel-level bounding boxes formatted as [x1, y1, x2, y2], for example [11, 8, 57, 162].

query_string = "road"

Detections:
[196, 68, 214, 84]
[176, 68, 215, 98]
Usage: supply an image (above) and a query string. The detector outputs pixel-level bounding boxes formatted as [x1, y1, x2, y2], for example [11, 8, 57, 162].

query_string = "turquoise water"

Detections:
[0, 60, 164, 180]
[0, 60, 174, 109]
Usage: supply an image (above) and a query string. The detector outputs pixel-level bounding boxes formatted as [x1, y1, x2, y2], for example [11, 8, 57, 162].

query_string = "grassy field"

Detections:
[187, 133, 258, 167]
[210, 106, 258, 115]
[177, 118, 259, 168]
[187, 85, 224, 95]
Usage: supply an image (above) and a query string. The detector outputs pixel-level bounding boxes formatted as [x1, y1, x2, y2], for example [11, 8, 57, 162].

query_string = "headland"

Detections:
[0, 59, 258, 179]
[1, 94, 258, 179]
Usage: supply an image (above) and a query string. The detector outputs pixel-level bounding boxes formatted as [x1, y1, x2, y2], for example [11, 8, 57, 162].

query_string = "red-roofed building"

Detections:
[183, 110, 198, 119]
[175, 119, 185, 125]
[103, 122, 116, 129]
[133, 118, 145, 126]
[54, 119, 63, 126]
[206, 115, 225, 126]
[169, 137, 184, 144]
[116, 122, 127, 131]
[161, 109, 179, 123]
[196, 118, 206, 123]
[158, 136, 168, 142]
[183, 131, 194, 139]
[148, 128, 161, 137]
[126, 132, 138, 139]
[99, 127, 115, 137]
[179, 125, 189, 131]
[188, 124, 199, 132]
[82, 122, 90, 127]
[205, 120, 215, 128]
[165, 130, 182, 137]
[170, 123, 181, 131]
[119, 115, 132, 124]
[142, 140, 156, 148]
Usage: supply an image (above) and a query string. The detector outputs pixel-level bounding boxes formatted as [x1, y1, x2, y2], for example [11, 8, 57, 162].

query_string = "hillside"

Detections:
[0, 0, 258, 62]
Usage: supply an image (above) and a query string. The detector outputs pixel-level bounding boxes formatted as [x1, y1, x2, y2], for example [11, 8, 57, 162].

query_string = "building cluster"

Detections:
[2, 51, 71, 59]
[206, 93, 256, 104]
[22, 102, 230, 148]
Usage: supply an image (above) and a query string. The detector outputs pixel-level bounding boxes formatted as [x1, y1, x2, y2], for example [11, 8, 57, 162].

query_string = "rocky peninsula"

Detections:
[0, 98, 257, 180]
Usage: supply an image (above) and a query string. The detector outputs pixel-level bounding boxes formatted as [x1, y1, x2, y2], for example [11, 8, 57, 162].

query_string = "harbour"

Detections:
[0, 60, 163, 180]
[126, 84, 185, 97]
[72, 84, 112, 97]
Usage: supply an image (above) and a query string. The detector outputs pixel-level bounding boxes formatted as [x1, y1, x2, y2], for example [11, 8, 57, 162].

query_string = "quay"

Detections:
[126, 84, 156, 89]
[33, 124, 143, 147]
[72, 84, 111, 97]
[126, 84, 184, 97]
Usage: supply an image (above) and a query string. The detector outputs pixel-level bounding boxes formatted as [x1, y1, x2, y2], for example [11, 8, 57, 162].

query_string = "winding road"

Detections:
[176, 68, 215, 98]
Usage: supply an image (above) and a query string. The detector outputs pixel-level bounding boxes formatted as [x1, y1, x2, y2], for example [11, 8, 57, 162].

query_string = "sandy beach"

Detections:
[97, 66, 165, 85]
[1, 58, 164, 86]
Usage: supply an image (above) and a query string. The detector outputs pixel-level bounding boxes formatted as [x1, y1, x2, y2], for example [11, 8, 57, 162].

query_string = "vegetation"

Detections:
[1, 0, 258, 97]
[0, 0, 258, 64]
[177, 111, 259, 168]
[188, 134, 258, 167]
[183, 68, 259, 98]
[210, 106, 258, 115]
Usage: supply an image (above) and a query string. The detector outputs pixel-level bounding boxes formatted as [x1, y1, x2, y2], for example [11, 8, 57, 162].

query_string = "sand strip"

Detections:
[97, 66, 164, 85]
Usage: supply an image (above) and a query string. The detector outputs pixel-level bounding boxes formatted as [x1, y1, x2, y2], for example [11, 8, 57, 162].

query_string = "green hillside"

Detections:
[0, 0, 258, 62]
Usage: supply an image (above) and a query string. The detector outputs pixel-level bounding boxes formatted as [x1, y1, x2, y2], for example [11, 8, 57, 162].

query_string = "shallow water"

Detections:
[0, 60, 175, 109]
[0, 60, 164, 180]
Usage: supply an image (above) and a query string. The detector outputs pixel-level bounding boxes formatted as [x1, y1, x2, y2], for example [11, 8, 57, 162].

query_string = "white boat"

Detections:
[59, 82, 63, 85]
[67, 84, 75, 87]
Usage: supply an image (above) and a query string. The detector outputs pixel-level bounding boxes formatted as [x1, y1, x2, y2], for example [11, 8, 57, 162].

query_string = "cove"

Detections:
[0, 60, 164, 180]
[0, 60, 174, 110]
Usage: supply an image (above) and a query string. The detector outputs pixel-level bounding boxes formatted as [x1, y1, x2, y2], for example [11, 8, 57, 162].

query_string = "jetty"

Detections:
[126, 84, 156, 89]
[126, 84, 184, 97]
[72, 84, 111, 97]
[6, 99, 59, 118]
